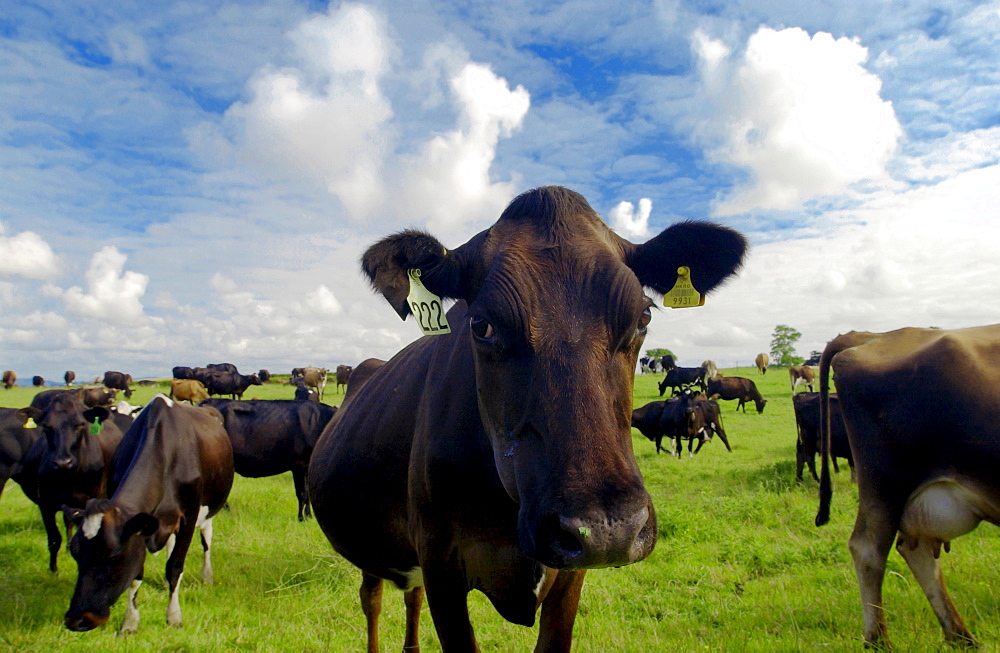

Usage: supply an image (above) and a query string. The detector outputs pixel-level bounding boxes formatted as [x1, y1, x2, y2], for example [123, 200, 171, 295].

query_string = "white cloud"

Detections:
[304, 285, 343, 317]
[609, 198, 653, 240]
[0, 225, 60, 279]
[692, 27, 902, 215]
[62, 246, 151, 326]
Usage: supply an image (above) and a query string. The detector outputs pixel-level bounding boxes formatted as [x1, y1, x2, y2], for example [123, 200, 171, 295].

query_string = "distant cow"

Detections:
[18, 394, 124, 572]
[203, 371, 261, 399]
[290, 367, 305, 384]
[0, 407, 41, 502]
[64, 371, 76, 386]
[657, 366, 707, 396]
[170, 379, 210, 404]
[33, 375, 45, 387]
[294, 385, 318, 402]
[815, 326, 1000, 648]
[754, 353, 768, 374]
[692, 397, 731, 453]
[102, 371, 133, 399]
[78, 387, 117, 407]
[700, 360, 719, 381]
[639, 356, 661, 374]
[707, 376, 767, 414]
[661, 355, 677, 372]
[302, 367, 328, 400]
[207, 362, 239, 375]
[631, 392, 698, 456]
[335, 365, 353, 393]
[61, 396, 234, 633]
[200, 399, 337, 521]
[172, 366, 195, 380]
[792, 392, 852, 482]
[2, 370, 15, 389]
[788, 365, 815, 393]
[258, 369, 271, 383]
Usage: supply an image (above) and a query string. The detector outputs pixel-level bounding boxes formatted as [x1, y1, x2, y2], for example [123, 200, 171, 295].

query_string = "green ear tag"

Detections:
[406, 269, 451, 336]
[664, 266, 705, 309]
[24, 417, 37, 429]
[89, 417, 102, 435]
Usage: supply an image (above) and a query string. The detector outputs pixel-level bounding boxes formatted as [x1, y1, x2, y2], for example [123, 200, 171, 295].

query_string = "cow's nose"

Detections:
[54, 456, 75, 470]
[64, 610, 105, 631]
[529, 504, 654, 569]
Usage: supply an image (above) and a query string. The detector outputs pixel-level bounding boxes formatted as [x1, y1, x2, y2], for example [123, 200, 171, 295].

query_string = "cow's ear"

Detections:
[122, 512, 159, 540]
[83, 407, 113, 424]
[18, 407, 42, 424]
[623, 221, 748, 297]
[361, 229, 488, 319]
[62, 505, 85, 527]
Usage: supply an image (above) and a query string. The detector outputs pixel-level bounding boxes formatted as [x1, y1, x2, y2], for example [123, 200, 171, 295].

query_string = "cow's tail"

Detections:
[815, 331, 879, 527]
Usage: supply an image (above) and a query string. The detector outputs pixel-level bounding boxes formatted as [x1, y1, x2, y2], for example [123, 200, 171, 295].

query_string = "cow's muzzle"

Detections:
[64, 610, 108, 631]
[525, 501, 656, 570]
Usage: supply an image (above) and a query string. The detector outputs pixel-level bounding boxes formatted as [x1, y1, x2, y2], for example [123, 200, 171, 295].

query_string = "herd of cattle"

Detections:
[1, 186, 997, 650]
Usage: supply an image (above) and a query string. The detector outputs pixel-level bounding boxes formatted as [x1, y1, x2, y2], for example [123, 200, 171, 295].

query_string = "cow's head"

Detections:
[26, 395, 113, 471]
[363, 186, 746, 569]
[62, 500, 156, 631]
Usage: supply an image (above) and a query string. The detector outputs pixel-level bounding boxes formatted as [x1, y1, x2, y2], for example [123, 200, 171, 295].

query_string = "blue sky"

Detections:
[2, 1, 999, 380]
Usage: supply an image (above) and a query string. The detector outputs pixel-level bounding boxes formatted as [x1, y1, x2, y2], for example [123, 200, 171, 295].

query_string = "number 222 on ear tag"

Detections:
[407, 269, 451, 335]
[664, 266, 704, 309]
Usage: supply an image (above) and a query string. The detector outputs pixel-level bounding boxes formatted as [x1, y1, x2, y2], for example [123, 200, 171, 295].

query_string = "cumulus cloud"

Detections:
[692, 27, 902, 215]
[609, 198, 653, 240]
[63, 246, 151, 326]
[0, 225, 60, 279]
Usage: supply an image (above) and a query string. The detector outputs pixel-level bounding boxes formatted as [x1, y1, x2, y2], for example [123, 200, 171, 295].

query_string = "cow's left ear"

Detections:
[622, 221, 748, 297]
[61, 505, 85, 527]
[122, 512, 159, 540]
[361, 229, 489, 319]
[83, 407, 113, 424]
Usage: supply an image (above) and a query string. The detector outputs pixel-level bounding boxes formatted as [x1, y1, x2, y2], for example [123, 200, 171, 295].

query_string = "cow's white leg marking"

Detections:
[533, 569, 548, 598]
[120, 579, 142, 633]
[198, 509, 214, 585]
[163, 533, 176, 564]
[82, 512, 104, 539]
[390, 567, 424, 591]
[166, 571, 183, 627]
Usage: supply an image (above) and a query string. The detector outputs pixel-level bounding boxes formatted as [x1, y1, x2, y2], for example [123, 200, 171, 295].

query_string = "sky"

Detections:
[1, 1, 999, 381]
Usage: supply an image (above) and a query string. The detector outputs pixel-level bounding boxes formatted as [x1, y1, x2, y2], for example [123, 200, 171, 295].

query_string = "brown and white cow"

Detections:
[815, 325, 1000, 648]
[308, 186, 747, 651]
[2, 370, 15, 389]
[302, 367, 328, 400]
[754, 352, 768, 374]
[788, 365, 815, 393]
[61, 395, 234, 633]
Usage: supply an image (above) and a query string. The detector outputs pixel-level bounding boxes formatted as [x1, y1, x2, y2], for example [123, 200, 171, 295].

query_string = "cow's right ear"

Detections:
[62, 505, 85, 527]
[18, 407, 42, 426]
[361, 229, 488, 319]
[122, 512, 159, 540]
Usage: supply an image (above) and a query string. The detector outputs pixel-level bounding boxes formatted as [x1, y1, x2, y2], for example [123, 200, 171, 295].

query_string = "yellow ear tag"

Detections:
[406, 269, 451, 336]
[24, 417, 37, 429]
[89, 417, 102, 435]
[664, 266, 705, 309]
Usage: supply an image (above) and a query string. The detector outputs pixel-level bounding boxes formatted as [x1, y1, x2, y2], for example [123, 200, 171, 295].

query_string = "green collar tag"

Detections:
[406, 269, 451, 336]
[89, 417, 102, 435]
[664, 266, 705, 309]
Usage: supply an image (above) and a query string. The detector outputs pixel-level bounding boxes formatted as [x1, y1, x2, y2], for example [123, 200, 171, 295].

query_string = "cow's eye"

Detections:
[637, 306, 652, 334]
[470, 316, 494, 340]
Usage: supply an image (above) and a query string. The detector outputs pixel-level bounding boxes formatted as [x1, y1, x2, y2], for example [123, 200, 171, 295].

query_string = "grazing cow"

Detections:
[3, 370, 15, 389]
[791, 392, 852, 483]
[335, 365, 353, 393]
[294, 385, 318, 402]
[33, 375, 45, 387]
[172, 366, 195, 380]
[657, 365, 707, 396]
[788, 365, 815, 393]
[814, 326, 1000, 648]
[660, 355, 676, 372]
[290, 367, 306, 384]
[707, 376, 767, 414]
[258, 369, 271, 383]
[302, 367, 328, 400]
[102, 371, 133, 399]
[64, 371, 76, 386]
[170, 379, 210, 404]
[61, 396, 234, 632]
[18, 394, 124, 572]
[754, 353, 768, 374]
[308, 185, 747, 651]
[203, 371, 261, 399]
[0, 407, 41, 502]
[200, 399, 337, 521]
[692, 398, 731, 453]
[631, 392, 698, 456]
[79, 387, 117, 408]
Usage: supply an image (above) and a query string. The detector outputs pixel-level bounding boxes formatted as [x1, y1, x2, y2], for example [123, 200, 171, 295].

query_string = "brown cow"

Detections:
[308, 185, 747, 651]
[788, 365, 815, 393]
[302, 367, 328, 399]
[170, 379, 210, 404]
[815, 326, 1000, 648]
[2, 370, 15, 389]
[335, 365, 353, 393]
[62, 395, 234, 632]
[707, 376, 767, 413]
[754, 352, 768, 374]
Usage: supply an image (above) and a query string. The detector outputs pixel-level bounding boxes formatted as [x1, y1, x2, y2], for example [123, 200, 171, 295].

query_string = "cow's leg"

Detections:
[673, 436, 682, 458]
[197, 508, 214, 585]
[403, 585, 424, 652]
[534, 570, 585, 653]
[359, 572, 382, 653]
[120, 579, 143, 634]
[423, 566, 477, 651]
[165, 526, 196, 627]
[832, 457, 841, 474]
[41, 506, 62, 573]
[292, 468, 310, 521]
[848, 506, 897, 648]
[655, 436, 662, 454]
[896, 536, 977, 646]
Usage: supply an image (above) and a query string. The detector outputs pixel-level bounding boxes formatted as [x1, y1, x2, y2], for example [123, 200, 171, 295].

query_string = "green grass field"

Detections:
[1, 371, 998, 651]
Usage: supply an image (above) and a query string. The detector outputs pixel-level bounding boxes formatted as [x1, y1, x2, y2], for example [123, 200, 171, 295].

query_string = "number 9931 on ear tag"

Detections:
[664, 266, 705, 309]
[407, 269, 451, 335]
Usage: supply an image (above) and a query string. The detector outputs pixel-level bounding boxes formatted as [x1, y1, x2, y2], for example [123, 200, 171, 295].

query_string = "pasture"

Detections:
[1, 370, 998, 650]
